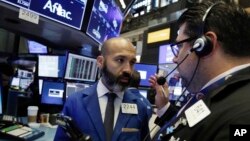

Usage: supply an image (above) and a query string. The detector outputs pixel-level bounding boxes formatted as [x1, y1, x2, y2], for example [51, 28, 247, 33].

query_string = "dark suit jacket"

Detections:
[154, 66, 250, 141]
[54, 83, 152, 141]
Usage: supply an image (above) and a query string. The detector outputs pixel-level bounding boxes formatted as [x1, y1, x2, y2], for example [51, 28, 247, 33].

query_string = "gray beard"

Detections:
[101, 63, 129, 92]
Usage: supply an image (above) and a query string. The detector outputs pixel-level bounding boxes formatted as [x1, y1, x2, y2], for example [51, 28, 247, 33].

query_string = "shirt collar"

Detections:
[97, 78, 124, 99]
[201, 63, 250, 91]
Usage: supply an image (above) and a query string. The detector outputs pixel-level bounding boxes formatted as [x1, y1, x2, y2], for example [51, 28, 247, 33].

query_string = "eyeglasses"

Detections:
[170, 37, 197, 57]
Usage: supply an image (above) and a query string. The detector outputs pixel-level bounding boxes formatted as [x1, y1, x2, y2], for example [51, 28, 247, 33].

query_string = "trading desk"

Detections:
[0, 121, 57, 141]
[34, 125, 57, 141]
[0, 117, 57, 141]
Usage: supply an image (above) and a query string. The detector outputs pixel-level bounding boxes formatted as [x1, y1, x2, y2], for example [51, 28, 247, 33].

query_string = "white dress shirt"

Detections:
[97, 79, 124, 128]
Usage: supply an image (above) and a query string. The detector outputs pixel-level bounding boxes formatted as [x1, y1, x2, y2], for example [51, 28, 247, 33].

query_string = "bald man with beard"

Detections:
[54, 37, 152, 141]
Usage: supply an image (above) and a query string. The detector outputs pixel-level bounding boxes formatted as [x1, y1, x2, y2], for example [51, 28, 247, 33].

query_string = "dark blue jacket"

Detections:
[54, 83, 152, 141]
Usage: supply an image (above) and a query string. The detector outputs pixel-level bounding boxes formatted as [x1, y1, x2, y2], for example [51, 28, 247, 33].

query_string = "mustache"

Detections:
[121, 72, 131, 78]
[115, 72, 131, 84]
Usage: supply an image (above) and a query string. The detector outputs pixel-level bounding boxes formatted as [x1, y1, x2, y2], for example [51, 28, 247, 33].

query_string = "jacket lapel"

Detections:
[82, 84, 106, 141]
[112, 91, 137, 141]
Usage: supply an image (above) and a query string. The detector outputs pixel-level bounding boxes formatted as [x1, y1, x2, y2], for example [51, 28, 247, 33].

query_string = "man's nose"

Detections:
[123, 62, 133, 73]
[172, 56, 178, 64]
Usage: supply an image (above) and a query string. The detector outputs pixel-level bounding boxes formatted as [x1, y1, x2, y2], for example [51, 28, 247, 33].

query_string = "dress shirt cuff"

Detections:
[156, 102, 171, 117]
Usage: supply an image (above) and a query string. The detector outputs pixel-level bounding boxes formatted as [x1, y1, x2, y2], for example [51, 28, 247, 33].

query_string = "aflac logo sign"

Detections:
[43, 0, 72, 20]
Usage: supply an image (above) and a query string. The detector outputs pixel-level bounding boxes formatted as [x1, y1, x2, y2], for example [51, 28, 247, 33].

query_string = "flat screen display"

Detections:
[17, 69, 33, 79]
[27, 40, 48, 54]
[158, 44, 174, 64]
[147, 28, 170, 44]
[134, 63, 158, 87]
[41, 80, 65, 105]
[10, 77, 20, 88]
[19, 78, 33, 90]
[9, 77, 33, 91]
[1, 0, 88, 29]
[66, 82, 90, 98]
[64, 53, 98, 82]
[86, 0, 123, 44]
[38, 55, 66, 78]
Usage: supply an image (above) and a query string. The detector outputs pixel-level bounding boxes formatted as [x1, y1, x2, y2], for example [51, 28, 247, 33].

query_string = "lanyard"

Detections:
[153, 73, 235, 141]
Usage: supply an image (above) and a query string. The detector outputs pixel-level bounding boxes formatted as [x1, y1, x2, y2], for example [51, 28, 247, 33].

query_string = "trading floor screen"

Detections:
[64, 53, 98, 82]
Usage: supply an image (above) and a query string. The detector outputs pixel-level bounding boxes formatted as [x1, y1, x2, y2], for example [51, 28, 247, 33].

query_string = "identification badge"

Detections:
[121, 103, 138, 114]
[185, 100, 211, 127]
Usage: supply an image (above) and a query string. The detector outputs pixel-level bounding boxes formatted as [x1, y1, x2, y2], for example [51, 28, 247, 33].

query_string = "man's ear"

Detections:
[205, 31, 218, 50]
[97, 55, 104, 69]
[200, 31, 219, 58]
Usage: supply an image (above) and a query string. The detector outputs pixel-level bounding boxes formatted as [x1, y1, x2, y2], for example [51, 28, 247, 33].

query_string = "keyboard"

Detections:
[0, 119, 45, 141]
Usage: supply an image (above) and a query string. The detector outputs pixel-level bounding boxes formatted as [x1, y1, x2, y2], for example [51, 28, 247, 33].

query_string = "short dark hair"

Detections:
[177, 1, 250, 57]
[129, 70, 141, 88]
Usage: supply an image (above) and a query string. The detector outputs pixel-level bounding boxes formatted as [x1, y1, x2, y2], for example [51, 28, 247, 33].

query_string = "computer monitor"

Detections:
[10, 77, 20, 90]
[134, 63, 158, 87]
[10, 77, 33, 91]
[19, 78, 33, 90]
[65, 82, 90, 98]
[27, 40, 48, 54]
[64, 52, 98, 82]
[86, 0, 123, 44]
[147, 28, 171, 44]
[38, 55, 66, 78]
[158, 44, 175, 64]
[41, 80, 65, 105]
